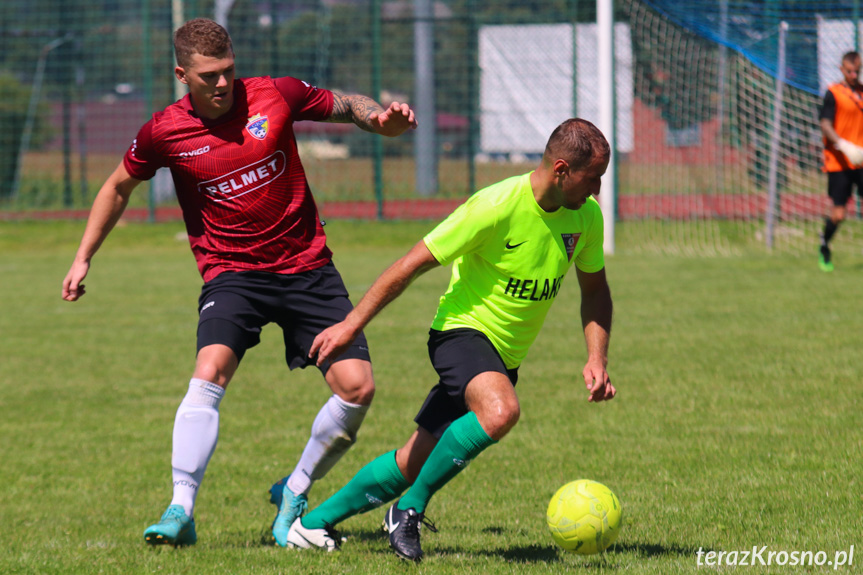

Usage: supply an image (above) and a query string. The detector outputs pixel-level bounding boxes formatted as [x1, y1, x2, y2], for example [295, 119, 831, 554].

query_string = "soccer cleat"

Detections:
[285, 518, 341, 551]
[819, 244, 834, 272]
[268, 476, 288, 508]
[270, 476, 309, 547]
[144, 504, 197, 546]
[383, 502, 437, 562]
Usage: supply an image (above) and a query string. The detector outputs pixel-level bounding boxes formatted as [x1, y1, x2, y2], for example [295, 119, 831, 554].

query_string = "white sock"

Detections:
[170, 378, 224, 518]
[287, 395, 370, 496]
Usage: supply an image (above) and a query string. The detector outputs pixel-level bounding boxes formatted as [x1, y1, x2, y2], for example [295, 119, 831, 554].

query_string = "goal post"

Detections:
[598, 0, 616, 255]
[611, 0, 863, 256]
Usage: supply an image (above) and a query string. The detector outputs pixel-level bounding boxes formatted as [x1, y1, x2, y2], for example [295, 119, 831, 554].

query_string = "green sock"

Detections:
[398, 412, 496, 514]
[302, 450, 409, 529]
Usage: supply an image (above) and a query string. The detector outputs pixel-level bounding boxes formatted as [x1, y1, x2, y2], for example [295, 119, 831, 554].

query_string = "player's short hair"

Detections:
[544, 118, 610, 169]
[174, 18, 233, 68]
[842, 51, 861, 65]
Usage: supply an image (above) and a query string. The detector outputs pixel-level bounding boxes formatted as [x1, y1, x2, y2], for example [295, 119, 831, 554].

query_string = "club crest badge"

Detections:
[245, 114, 269, 140]
[561, 233, 581, 261]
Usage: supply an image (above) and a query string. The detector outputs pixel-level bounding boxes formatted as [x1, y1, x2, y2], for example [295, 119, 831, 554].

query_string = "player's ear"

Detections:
[553, 159, 569, 177]
[175, 66, 188, 84]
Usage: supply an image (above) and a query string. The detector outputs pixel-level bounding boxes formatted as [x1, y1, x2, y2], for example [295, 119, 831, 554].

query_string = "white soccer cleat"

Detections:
[286, 518, 341, 552]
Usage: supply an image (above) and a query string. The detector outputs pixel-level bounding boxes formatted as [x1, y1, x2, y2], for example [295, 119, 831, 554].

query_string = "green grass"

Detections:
[1, 219, 861, 574]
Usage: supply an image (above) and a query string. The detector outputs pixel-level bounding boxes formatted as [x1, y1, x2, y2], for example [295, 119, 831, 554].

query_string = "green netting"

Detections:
[619, 0, 861, 255]
[1, 0, 861, 257]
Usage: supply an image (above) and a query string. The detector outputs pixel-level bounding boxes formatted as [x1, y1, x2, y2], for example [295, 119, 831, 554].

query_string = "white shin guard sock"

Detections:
[287, 394, 370, 496]
[170, 378, 224, 518]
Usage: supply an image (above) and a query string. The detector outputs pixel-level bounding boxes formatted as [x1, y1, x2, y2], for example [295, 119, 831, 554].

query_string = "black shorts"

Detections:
[414, 328, 518, 438]
[827, 169, 863, 206]
[196, 263, 370, 375]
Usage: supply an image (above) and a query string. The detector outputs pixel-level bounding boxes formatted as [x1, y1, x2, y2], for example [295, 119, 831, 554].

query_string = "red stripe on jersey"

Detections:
[123, 76, 335, 281]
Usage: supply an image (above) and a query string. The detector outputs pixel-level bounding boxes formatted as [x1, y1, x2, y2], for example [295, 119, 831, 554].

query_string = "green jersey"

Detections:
[423, 172, 605, 369]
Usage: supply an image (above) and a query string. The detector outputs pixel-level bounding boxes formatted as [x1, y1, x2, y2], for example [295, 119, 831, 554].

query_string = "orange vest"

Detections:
[824, 83, 863, 172]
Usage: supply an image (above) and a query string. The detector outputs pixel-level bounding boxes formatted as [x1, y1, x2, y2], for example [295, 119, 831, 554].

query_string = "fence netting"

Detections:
[2, 0, 861, 256]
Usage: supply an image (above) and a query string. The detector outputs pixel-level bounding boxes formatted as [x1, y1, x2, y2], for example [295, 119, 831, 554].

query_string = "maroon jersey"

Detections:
[124, 76, 335, 282]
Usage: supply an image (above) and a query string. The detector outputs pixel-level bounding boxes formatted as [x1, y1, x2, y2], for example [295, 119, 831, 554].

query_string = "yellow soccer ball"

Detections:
[546, 479, 622, 554]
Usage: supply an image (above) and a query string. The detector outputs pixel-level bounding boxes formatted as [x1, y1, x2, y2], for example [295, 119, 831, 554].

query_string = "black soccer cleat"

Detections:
[383, 502, 437, 562]
[819, 242, 834, 272]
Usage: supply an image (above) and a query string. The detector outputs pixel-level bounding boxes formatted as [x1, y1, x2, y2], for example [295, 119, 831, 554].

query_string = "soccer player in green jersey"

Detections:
[281, 118, 617, 560]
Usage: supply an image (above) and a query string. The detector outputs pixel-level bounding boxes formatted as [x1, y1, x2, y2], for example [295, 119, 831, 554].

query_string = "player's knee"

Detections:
[328, 361, 375, 405]
[333, 380, 374, 405]
[832, 206, 848, 223]
[477, 401, 520, 441]
[348, 378, 375, 405]
[192, 362, 232, 388]
[194, 345, 238, 387]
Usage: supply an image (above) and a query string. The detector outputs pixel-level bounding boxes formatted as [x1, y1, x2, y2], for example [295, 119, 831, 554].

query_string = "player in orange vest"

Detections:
[819, 51, 863, 272]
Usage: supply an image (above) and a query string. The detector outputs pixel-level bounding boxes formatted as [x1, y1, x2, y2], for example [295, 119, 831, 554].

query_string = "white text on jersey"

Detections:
[197, 151, 287, 201]
[180, 145, 211, 157]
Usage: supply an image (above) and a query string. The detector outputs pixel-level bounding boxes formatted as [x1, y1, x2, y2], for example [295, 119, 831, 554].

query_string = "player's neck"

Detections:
[189, 94, 234, 120]
[530, 170, 561, 213]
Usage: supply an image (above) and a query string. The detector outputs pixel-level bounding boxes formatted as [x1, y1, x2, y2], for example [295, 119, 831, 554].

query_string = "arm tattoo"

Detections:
[328, 90, 384, 133]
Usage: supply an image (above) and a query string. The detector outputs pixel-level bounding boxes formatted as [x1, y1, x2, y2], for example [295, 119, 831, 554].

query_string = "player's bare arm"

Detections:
[820, 118, 838, 144]
[62, 162, 142, 302]
[310, 240, 438, 365]
[327, 90, 417, 137]
[576, 266, 615, 402]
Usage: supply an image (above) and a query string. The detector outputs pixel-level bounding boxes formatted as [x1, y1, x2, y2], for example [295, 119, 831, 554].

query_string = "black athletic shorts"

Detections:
[196, 262, 370, 375]
[414, 328, 518, 438]
[827, 169, 863, 206]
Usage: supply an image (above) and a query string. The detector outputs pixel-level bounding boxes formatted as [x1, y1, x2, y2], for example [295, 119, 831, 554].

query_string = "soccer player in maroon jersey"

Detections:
[61, 18, 416, 547]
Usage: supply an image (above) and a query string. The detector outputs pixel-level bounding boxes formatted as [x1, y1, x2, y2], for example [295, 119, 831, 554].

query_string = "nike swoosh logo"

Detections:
[386, 509, 400, 532]
[505, 240, 527, 249]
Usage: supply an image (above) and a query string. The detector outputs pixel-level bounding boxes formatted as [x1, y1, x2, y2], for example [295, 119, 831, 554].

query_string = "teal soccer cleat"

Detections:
[268, 476, 288, 508]
[270, 476, 309, 547]
[144, 505, 197, 546]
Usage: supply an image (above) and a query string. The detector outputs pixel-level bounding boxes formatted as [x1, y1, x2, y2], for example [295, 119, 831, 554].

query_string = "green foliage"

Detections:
[2, 220, 861, 574]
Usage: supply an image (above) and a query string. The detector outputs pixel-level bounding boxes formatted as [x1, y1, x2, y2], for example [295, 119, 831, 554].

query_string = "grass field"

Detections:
[1, 219, 861, 574]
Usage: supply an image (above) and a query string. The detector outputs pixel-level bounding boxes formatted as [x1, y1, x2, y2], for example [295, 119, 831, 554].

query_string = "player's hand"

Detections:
[62, 260, 90, 301]
[583, 359, 616, 402]
[309, 320, 360, 367]
[371, 102, 417, 137]
[836, 139, 863, 165]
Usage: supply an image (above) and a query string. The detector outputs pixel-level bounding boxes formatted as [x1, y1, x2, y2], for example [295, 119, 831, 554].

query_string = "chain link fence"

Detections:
[2, 1, 856, 257]
[1, 0, 596, 218]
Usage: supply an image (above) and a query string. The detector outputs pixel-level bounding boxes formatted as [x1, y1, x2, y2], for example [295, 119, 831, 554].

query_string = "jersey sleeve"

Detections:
[573, 198, 605, 273]
[423, 195, 498, 266]
[273, 76, 334, 122]
[820, 90, 836, 122]
[122, 119, 164, 181]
